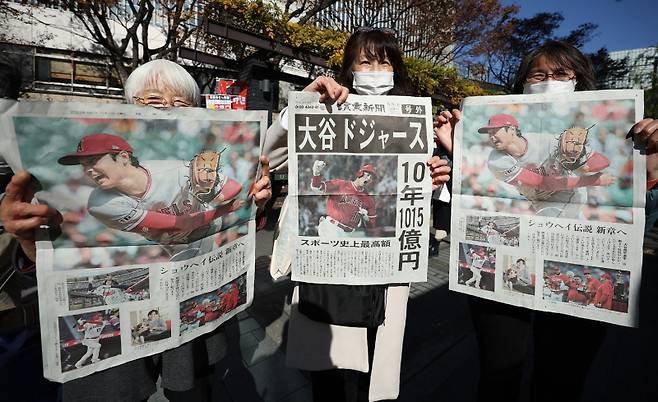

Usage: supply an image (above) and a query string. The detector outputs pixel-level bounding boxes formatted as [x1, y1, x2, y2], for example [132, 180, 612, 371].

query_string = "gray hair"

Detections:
[124, 59, 200, 106]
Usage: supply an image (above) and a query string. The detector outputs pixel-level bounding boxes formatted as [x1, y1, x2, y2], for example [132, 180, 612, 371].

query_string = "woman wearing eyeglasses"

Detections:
[264, 29, 450, 402]
[124, 59, 200, 108]
[0, 59, 272, 402]
[435, 40, 658, 402]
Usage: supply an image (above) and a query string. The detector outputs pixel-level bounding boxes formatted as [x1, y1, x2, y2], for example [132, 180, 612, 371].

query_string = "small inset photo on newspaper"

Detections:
[58, 308, 121, 372]
[66, 268, 150, 310]
[179, 273, 247, 335]
[457, 242, 496, 291]
[129, 308, 172, 346]
[501, 255, 535, 295]
[465, 215, 520, 246]
[297, 154, 397, 238]
[542, 260, 630, 313]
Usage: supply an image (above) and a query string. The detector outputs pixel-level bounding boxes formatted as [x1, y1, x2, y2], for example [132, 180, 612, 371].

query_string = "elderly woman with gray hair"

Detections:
[0, 59, 271, 402]
[124, 59, 201, 108]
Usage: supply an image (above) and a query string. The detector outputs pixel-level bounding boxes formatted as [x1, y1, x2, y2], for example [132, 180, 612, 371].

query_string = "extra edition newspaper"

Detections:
[287, 92, 433, 285]
[0, 100, 266, 382]
[449, 90, 645, 327]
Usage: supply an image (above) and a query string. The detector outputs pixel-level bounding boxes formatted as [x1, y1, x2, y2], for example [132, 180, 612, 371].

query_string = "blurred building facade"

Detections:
[605, 46, 657, 90]
[312, 0, 424, 59]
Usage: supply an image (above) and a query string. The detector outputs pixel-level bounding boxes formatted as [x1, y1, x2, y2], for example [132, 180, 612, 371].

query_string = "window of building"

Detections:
[35, 56, 121, 87]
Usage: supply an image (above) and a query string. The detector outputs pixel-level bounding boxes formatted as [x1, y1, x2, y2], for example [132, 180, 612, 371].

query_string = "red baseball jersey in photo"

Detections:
[318, 178, 376, 229]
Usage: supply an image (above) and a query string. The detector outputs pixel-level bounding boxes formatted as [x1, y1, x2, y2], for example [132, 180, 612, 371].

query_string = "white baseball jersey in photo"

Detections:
[92, 285, 130, 304]
[81, 322, 106, 340]
[87, 160, 222, 243]
[487, 134, 588, 205]
[482, 226, 503, 244]
[471, 254, 486, 269]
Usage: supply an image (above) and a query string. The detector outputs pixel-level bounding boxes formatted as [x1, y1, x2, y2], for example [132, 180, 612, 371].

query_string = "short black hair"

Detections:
[110, 152, 140, 167]
[0, 62, 21, 100]
[337, 29, 412, 96]
[512, 40, 597, 94]
[148, 309, 158, 317]
[501, 126, 523, 137]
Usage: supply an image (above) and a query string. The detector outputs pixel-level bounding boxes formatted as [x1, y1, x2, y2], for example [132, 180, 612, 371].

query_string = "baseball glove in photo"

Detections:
[557, 126, 590, 169]
[189, 150, 227, 203]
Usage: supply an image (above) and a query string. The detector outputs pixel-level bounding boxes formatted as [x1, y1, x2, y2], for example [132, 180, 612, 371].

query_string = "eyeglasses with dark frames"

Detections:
[132, 94, 193, 108]
[525, 69, 576, 83]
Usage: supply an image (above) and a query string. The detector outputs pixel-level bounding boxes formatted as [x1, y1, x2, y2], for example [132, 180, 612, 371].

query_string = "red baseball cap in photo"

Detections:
[478, 113, 520, 133]
[357, 163, 377, 178]
[58, 133, 133, 165]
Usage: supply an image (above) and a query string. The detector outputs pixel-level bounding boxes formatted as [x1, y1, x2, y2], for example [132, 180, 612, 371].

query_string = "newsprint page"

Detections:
[287, 92, 433, 285]
[449, 90, 645, 327]
[0, 101, 266, 382]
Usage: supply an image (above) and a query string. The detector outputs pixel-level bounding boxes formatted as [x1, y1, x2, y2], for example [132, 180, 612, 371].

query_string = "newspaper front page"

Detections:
[449, 90, 645, 327]
[287, 92, 433, 285]
[0, 100, 266, 382]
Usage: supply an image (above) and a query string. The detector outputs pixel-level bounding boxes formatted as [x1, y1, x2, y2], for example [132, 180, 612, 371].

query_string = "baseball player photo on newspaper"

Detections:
[287, 92, 434, 285]
[0, 100, 266, 382]
[448, 90, 645, 326]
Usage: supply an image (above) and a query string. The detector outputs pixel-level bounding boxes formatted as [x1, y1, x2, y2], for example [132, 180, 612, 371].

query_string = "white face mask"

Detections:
[523, 79, 577, 94]
[352, 71, 394, 95]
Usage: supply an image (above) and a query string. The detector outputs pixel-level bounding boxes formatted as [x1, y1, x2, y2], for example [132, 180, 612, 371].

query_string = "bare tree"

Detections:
[283, 0, 342, 24]
[305, 0, 516, 66]
[483, 12, 600, 91]
[58, 0, 211, 84]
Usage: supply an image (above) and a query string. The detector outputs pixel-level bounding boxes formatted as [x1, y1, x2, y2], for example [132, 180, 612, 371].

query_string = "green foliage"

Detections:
[208, 0, 492, 102]
[209, 0, 348, 67]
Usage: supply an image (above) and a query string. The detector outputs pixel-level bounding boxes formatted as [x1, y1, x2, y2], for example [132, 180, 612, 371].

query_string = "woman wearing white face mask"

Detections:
[264, 28, 449, 183]
[515, 40, 597, 95]
[435, 40, 658, 402]
[437, 41, 600, 402]
[263, 28, 450, 402]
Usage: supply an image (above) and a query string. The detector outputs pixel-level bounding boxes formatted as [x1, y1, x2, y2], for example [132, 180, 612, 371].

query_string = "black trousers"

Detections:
[469, 297, 606, 402]
[309, 327, 379, 402]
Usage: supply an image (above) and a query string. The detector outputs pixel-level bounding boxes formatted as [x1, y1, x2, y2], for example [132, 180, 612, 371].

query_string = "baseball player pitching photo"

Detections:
[10, 111, 264, 267]
[297, 155, 398, 238]
[458, 96, 637, 222]
[57, 133, 244, 246]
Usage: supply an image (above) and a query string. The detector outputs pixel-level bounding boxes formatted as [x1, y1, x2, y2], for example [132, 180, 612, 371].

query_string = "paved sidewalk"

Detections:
[151, 229, 474, 402]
